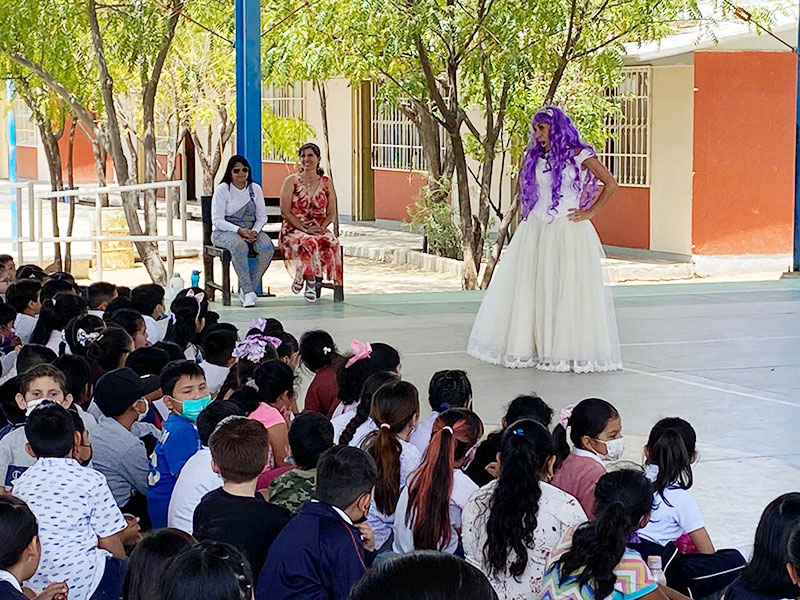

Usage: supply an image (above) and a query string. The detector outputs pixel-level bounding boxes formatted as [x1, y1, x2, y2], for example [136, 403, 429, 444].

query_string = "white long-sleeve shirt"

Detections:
[211, 182, 268, 233]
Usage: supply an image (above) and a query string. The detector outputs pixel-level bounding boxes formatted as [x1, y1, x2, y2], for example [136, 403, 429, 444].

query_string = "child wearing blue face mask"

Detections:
[147, 360, 211, 528]
[551, 398, 623, 520]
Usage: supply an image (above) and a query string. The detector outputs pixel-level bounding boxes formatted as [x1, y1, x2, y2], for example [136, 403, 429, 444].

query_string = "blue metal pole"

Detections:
[7, 82, 18, 242]
[235, 0, 262, 186]
[794, 8, 800, 271]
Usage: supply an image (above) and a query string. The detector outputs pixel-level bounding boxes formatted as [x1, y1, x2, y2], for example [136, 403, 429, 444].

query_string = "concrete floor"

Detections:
[214, 279, 800, 555]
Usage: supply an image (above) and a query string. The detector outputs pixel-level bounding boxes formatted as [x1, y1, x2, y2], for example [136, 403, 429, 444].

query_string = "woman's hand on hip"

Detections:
[567, 208, 594, 222]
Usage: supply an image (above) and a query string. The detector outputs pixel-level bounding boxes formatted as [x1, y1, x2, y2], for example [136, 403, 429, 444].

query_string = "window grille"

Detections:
[262, 82, 305, 161]
[599, 67, 651, 186]
[13, 98, 37, 147]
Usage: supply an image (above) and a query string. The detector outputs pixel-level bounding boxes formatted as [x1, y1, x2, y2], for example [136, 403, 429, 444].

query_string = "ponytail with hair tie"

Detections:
[645, 417, 696, 497]
[405, 409, 483, 551]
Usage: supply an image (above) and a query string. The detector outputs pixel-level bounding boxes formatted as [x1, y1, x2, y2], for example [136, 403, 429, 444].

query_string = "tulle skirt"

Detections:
[467, 216, 622, 372]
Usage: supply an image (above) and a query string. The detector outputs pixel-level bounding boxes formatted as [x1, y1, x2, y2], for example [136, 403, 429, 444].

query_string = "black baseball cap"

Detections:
[94, 367, 161, 418]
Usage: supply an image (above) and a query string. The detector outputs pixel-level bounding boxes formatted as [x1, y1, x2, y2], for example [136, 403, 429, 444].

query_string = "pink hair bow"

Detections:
[263, 336, 282, 350]
[346, 340, 372, 368]
[234, 337, 269, 363]
[559, 405, 574, 429]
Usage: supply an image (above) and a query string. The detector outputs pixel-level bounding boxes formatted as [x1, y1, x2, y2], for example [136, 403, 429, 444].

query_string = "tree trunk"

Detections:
[316, 81, 339, 237]
[40, 123, 64, 271]
[87, 0, 166, 284]
[450, 132, 479, 289]
[65, 116, 78, 273]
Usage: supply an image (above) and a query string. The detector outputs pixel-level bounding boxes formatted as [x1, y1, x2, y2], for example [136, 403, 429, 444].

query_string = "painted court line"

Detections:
[621, 335, 800, 347]
[622, 366, 799, 408]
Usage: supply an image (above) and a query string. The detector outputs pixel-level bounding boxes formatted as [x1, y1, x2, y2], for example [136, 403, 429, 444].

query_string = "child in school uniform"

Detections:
[86, 283, 117, 319]
[200, 329, 237, 397]
[6, 281, 41, 345]
[631, 418, 745, 597]
[299, 330, 344, 418]
[131, 284, 167, 345]
[14, 403, 130, 600]
[147, 360, 211, 528]
[393, 409, 483, 555]
[361, 380, 422, 551]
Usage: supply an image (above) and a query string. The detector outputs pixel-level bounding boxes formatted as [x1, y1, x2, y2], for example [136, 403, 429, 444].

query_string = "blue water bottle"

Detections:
[191, 270, 200, 288]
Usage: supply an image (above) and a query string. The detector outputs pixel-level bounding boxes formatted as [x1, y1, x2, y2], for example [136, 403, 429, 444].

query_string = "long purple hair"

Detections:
[519, 106, 600, 218]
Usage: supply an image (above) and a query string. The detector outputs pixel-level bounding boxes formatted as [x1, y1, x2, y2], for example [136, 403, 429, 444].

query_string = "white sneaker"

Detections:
[242, 291, 256, 308]
[238, 289, 246, 306]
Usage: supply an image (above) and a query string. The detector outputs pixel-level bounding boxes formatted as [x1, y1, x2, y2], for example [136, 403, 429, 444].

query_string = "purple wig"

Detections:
[519, 106, 600, 218]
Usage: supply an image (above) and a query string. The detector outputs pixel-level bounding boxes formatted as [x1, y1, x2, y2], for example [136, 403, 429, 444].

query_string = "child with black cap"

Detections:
[91, 368, 162, 529]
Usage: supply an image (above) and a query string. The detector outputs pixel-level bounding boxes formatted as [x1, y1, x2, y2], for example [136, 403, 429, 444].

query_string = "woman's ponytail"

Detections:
[339, 371, 398, 445]
[646, 417, 696, 496]
[558, 469, 653, 599]
[362, 380, 419, 516]
[406, 409, 483, 550]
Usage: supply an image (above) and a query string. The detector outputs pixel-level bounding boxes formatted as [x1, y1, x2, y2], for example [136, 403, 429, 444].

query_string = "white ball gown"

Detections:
[467, 148, 622, 372]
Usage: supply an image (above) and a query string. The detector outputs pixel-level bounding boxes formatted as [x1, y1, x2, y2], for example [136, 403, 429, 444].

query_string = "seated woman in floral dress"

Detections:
[278, 143, 343, 303]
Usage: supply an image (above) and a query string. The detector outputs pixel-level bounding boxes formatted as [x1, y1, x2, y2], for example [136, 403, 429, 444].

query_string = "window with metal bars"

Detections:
[599, 67, 651, 187]
[13, 98, 37, 147]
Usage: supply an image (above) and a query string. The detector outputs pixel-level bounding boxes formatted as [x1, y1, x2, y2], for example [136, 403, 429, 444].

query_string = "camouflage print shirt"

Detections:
[268, 468, 316, 515]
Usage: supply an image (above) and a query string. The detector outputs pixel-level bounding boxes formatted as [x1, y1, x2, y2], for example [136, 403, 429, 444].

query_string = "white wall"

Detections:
[649, 65, 694, 255]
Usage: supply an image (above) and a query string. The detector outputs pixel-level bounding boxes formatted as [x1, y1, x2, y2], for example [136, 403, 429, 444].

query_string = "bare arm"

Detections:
[568, 156, 618, 222]
[688, 527, 715, 554]
[279, 176, 309, 233]
[98, 533, 126, 558]
[268, 422, 290, 467]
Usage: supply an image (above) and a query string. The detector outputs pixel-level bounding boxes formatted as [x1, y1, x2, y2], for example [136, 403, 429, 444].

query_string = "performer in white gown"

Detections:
[467, 106, 622, 373]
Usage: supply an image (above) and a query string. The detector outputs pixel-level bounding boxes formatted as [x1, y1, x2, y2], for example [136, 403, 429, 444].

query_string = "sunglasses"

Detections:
[232, 167, 250, 174]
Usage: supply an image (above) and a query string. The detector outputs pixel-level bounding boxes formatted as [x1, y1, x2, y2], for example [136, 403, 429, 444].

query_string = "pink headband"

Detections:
[559, 405, 574, 429]
[346, 340, 372, 368]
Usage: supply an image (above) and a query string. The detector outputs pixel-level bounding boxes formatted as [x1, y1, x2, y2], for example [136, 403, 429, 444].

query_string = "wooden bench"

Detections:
[201, 195, 344, 305]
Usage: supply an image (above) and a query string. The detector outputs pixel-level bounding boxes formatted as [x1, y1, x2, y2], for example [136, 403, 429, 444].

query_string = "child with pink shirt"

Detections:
[551, 398, 623, 519]
[251, 360, 294, 476]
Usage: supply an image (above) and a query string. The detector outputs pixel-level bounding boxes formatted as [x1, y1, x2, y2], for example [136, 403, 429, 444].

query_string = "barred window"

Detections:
[372, 83, 443, 171]
[155, 116, 176, 154]
[262, 82, 304, 161]
[600, 67, 651, 186]
[13, 98, 36, 147]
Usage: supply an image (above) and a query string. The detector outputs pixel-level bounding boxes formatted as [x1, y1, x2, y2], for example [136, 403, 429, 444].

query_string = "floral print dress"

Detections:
[279, 175, 343, 285]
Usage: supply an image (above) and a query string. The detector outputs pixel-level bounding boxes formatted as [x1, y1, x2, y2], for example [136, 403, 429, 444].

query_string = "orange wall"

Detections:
[375, 169, 427, 221]
[57, 124, 112, 185]
[693, 51, 796, 255]
[16, 146, 37, 180]
[592, 185, 650, 249]
[261, 162, 295, 198]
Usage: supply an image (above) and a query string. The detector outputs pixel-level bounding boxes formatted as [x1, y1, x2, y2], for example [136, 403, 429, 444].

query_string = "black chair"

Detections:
[201, 195, 343, 305]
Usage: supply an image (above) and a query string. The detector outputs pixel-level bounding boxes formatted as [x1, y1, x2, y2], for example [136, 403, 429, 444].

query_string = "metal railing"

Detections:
[1, 180, 187, 280]
[0, 181, 36, 263]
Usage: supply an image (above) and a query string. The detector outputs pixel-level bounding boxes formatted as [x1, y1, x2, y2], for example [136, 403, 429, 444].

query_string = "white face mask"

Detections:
[135, 399, 149, 421]
[595, 436, 625, 462]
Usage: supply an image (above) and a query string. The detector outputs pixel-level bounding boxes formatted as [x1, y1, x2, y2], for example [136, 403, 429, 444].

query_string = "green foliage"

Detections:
[262, 105, 316, 162]
[408, 184, 463, 260]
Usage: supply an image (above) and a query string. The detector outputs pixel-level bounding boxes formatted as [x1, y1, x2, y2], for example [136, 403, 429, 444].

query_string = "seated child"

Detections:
[0, 495, 68, 600]
[167, 400, 245, 533]
[131, 284, 167, 345]
[13, 403, 129, 600]
[551, 398, 623, 519]
[161, 540, 252, 600]
[465, 394, 553, 487]
[632, 418, 745, 597]
[122, 528, 194, 600]
[147, 360, 210, 528]
[0, 364, 72, 491]
[268, 411, 334, 514]
[335, 371, 399, 446]
[257, 446, 377, 600]
[200, 329, 237, 397]
[299, 330, 344, 417]
[193, 417, 291, 578]
[53, 355, 96, 429]
[6, 280, 42, 345]
[87, 282, 117, 319]
[251, 360, 295, 470]
[0, 254, 16, 295]
[394, 409, 483, 555]
[164, 295, 207, 363]
[539, 469, 677, 600]
[91, 368, 162, 526]
[106, 309, 149, 350]
[0, 304, 19, 377]
[333, 340, 400, 419]
[409, 369, 472, 452]
[0, 378, 24, 442]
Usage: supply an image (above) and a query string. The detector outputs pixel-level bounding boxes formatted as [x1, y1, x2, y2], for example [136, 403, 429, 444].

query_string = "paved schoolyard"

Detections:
[218, 279, 800, 553]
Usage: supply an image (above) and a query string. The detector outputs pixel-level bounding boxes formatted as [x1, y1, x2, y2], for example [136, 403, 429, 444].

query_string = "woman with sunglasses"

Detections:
[210, 155, 274, 308]
[278, 143, 343, 303]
